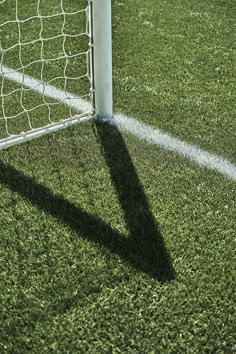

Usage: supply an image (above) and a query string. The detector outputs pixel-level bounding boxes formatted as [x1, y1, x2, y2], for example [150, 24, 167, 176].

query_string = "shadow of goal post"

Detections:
[0, 0, 113, 150]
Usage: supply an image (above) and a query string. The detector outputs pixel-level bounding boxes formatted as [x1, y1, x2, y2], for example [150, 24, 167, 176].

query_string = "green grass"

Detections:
[113, 0, 236, 162]
[0, 0, 236, 353]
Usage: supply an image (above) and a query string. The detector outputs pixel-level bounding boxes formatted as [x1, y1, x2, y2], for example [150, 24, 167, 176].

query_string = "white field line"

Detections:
[1, 65, 92, 113]
[1, 65, 236, 181]
[113, 114, 236, 181]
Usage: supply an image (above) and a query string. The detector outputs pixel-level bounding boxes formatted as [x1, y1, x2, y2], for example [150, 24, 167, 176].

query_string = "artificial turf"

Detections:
[113, 0, 236, 162]
[0, 0, 236, 353]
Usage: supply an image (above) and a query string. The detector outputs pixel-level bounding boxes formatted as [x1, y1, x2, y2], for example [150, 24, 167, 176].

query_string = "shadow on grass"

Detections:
[95, 121, 175, 281]
[0, 120, 175, 281]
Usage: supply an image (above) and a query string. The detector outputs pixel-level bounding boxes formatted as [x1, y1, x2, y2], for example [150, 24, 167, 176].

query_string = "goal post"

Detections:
[0, 0, 112, 150]
[91, 0, 113, 120]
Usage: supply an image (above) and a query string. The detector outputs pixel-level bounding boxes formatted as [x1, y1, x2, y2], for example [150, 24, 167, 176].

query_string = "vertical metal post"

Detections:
[92, 0, 113, 119]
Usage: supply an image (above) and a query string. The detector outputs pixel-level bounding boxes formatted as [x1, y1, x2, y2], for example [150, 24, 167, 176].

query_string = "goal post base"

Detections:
[0, 114, 94, 151]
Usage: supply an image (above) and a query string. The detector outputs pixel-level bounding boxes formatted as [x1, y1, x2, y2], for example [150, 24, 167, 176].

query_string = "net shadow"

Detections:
[0, 121, 175, 281]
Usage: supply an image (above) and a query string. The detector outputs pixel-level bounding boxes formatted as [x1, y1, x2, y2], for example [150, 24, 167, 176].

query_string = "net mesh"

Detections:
[0, 0, 93, 146]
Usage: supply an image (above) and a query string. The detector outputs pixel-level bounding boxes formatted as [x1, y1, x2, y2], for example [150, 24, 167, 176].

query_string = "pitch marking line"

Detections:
[1, 65, 236, 181]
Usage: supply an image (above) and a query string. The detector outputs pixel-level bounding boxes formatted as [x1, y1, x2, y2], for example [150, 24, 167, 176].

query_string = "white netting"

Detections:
[0, 0, 94, 148]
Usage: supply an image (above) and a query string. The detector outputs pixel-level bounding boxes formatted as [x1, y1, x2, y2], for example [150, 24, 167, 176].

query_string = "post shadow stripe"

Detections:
[0, 161, 175, 281]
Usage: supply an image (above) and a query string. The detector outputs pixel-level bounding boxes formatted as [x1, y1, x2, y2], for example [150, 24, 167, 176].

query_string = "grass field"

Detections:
[0, 0, 236, 353]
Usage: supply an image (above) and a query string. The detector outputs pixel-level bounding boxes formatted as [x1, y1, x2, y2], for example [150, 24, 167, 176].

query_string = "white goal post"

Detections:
[91, 0, 113, 120]
[0, 0, 112, 150]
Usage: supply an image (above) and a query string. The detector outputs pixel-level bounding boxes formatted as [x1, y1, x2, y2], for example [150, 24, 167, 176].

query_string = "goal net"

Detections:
[0, 0, 112, 150]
